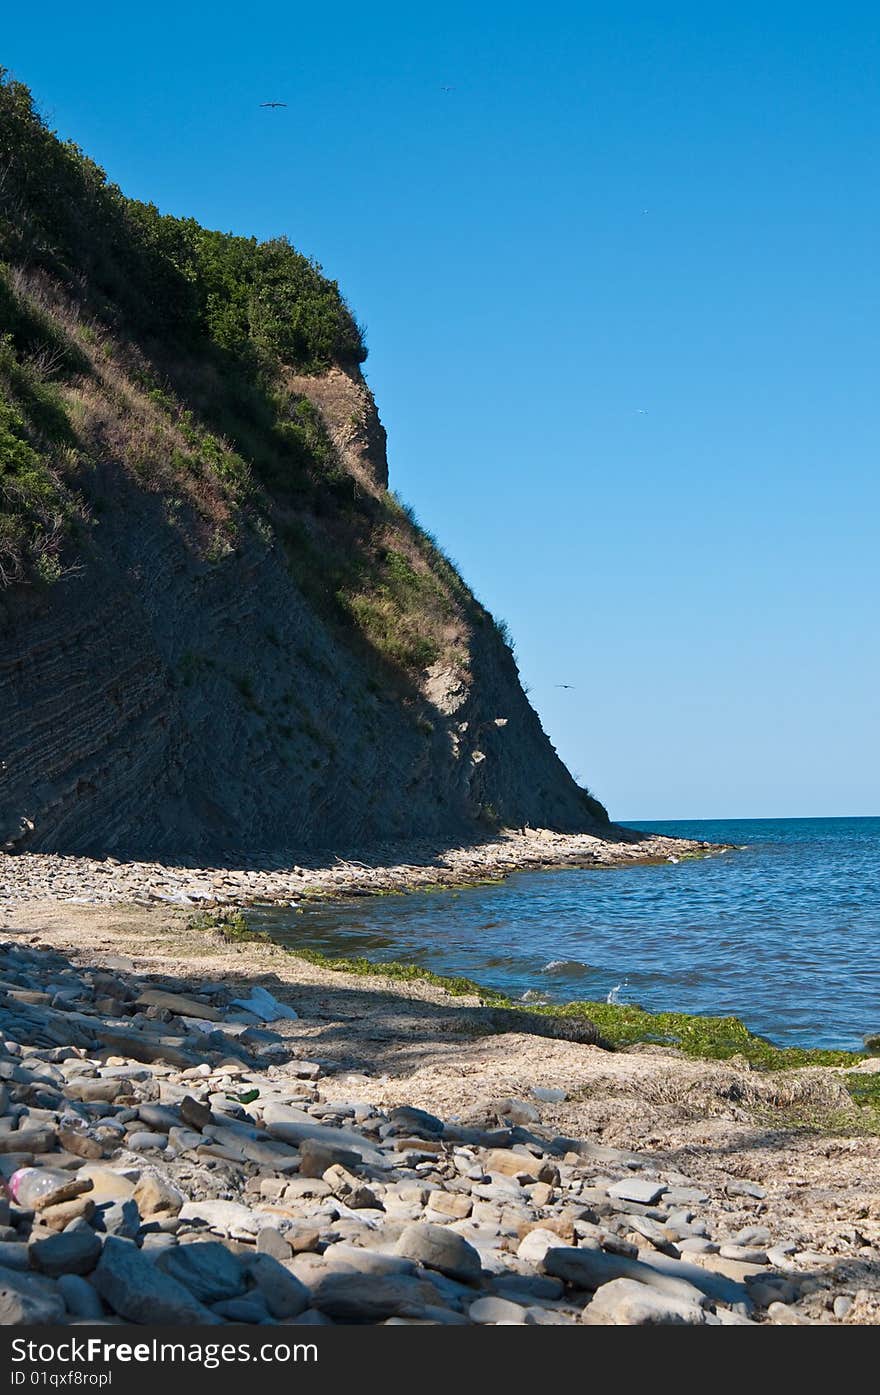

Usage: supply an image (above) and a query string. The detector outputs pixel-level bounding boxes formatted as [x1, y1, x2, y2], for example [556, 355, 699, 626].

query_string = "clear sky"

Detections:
[5, 3, 878, 819]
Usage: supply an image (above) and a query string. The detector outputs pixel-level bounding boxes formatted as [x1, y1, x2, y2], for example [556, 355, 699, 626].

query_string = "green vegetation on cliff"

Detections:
[0, 71, 363, 371]
[0, 70, 485, 682]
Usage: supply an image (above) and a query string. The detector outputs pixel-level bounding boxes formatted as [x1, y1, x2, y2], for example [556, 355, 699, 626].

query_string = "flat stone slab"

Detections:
[607, 1178, 667, 1205]
[542, 1246, 713, 1305]
[178, 1200, 258, 1236]
[261, 1103, 386, 1167]
[136, 990, 221, 1021]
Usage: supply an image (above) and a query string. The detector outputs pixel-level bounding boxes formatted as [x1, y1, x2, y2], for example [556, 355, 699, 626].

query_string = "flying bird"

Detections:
[259, 101, 288, 109]
[555, 684, 576, 689]
[440, 85, 454, 93]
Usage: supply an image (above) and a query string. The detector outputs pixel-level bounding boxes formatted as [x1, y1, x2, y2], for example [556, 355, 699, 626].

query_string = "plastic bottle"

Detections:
[8, 1167, 71, 1208]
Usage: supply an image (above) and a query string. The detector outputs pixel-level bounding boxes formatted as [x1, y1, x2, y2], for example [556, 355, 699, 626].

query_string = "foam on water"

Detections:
[541, 959, 592, 977]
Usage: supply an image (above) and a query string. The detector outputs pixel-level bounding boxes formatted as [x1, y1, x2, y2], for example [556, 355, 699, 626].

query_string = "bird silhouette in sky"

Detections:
[259, 101, 287, 109]
[440, 85, 454, 93]
[555, 684, 576, 689]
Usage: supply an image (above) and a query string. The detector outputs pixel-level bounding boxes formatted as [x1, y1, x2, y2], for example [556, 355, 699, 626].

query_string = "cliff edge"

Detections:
[0, 72, 608, 856]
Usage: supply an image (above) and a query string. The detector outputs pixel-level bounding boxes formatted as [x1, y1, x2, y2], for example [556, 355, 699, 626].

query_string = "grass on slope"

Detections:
[0, 71, 492, 688]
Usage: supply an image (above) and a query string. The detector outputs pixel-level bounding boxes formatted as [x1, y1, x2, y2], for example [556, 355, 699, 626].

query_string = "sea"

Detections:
[255, 817, 880, 1051]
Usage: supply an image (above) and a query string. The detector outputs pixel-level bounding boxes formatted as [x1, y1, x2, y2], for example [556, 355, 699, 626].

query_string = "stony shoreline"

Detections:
[0, 898, 877, 1326]
[0, 826, 720, 910]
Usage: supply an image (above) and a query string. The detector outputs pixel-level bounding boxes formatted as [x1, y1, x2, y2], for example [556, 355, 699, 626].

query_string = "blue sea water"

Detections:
[258, 817, 880, 1050]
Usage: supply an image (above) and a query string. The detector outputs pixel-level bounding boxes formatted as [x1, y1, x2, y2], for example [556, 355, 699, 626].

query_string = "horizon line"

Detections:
[618, 813, 879, 823]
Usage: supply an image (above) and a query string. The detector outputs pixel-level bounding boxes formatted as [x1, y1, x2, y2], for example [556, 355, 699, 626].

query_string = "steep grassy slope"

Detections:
[0, 72, 607, 856]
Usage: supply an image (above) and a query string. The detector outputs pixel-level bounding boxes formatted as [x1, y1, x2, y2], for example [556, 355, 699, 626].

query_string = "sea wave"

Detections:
[540, 959, 592, 977]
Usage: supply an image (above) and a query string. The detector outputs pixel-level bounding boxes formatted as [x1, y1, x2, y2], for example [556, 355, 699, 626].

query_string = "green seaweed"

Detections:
[531, 999, 859, 1070]
[186, 907, 876, 1128]
[288, 945, 510, 1006]
[188, 909, 270, 944]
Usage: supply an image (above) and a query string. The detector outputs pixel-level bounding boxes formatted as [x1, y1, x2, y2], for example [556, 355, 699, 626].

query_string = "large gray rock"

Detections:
[136, 990, 221, 1021]
[213, 1295, 272, 1324]
[157, 1242, 246, 1304]
[583, 1278, 707, 1325]
[310, 1271, 453, 1322]
[96, 1199, 141, 1238]
[137, 1104, 182, 1132]
[94, 1027, 197, 1069]
[631, 1249, 756, 1305]
[495, 1273, 564, 1302]
[245, 1254, 310, 1318]
[543, 1247, 708, 1303]
[56, 1274, 105, 1320]
[93, 1237, 221, 1324]
[543, 1245, 750, 1307]
[395, 1223, 482, 1284]
[0, 1268, 66, 1324]
[298, 1138, 361, 1177]
[389, 1106, 444, 1137]
[0, 1126, 56, 1154]
[30, 1228, 102, 1278]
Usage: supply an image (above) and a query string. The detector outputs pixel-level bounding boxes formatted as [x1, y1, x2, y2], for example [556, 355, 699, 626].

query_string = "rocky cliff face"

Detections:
[0, 434, 603, 855]
[285, 365, 389, 493]
[0, 73, 607, 856]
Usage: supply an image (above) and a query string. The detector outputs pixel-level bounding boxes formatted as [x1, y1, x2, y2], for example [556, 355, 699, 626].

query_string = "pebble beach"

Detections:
[0, 893, 877, 1326]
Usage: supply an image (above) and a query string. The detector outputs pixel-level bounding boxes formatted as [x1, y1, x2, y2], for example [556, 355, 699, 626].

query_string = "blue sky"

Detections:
[5, 3, 878, 818]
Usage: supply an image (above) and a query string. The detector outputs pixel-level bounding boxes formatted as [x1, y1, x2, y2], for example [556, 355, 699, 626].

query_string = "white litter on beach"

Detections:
[229, 985, 299, 1022]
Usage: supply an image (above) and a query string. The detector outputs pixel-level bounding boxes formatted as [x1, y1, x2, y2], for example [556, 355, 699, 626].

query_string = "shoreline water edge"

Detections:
[0, 826, 872, 1066]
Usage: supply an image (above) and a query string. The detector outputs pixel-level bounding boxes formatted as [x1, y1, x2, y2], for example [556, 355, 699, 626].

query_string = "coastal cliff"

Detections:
[0, 72, 607, 857]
